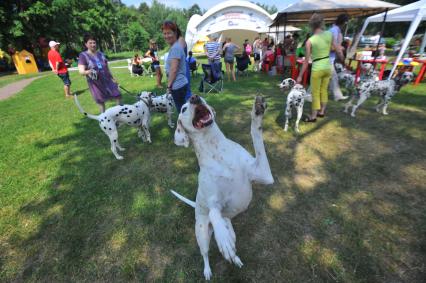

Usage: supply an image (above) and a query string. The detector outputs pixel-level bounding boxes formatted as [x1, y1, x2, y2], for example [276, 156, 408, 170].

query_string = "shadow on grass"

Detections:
[5, 74, 426, 282]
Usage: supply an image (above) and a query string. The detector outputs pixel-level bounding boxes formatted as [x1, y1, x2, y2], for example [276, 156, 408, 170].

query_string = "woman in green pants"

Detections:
[297, 13, 344, 122]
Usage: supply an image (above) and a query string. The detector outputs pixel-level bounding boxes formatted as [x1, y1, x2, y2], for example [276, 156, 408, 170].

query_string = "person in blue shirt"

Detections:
[162, 21, 188, 112]
[329, 14, 349, 101]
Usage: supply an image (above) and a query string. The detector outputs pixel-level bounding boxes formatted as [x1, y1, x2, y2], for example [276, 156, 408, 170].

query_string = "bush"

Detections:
[386, 38, 397, 49]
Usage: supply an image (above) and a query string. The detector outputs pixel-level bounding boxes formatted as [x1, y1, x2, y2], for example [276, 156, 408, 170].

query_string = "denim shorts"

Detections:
[224, 56, 234, 64]
[58, 72, 71, 86]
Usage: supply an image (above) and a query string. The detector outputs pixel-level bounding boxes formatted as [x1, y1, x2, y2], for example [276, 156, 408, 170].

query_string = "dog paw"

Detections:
[115, 155, 124, 160]
[204, 267, 212, 280]
[215, 230, 236, 263]
[383, 112, 389, 115]
[168, 123, 175, 128]
[232, 255, 244, 268]
[350, 113, 356, 118]
[254, 96, 266, 116]
[117, 147, 125, 151]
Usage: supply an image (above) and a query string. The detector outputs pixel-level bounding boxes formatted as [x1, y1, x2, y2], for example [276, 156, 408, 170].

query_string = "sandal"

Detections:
[302, 116, 317, 123]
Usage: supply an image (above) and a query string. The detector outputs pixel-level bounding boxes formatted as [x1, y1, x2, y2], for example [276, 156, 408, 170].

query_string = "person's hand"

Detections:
[53, 70, 58, 75]
[296, 76, 302, 84]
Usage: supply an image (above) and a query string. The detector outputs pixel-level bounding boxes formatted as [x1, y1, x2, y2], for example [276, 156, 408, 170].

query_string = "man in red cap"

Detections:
[48, 40, 72, 98]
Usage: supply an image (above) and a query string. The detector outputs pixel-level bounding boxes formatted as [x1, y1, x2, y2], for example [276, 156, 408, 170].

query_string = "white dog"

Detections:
[334, 63, 356, 93]
[344, 71, 414, 117]
[74, 92, 151, 159]
[139, 91, 175, 128]
[279, 78, 310, 132]
[171, 95, 274, 280]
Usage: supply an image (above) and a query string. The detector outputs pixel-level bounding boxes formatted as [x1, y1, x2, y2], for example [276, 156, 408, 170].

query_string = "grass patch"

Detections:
[0, 64, 425, 282]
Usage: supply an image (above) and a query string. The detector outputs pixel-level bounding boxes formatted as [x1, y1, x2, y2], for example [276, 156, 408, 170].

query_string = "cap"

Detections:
[49, 41, 60, 48]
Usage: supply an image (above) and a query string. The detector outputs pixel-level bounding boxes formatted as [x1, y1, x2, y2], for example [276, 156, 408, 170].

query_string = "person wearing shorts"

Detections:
[223, 38, 240, 81]
[48, 40, 72, 98]
[145, 39, 163, 88]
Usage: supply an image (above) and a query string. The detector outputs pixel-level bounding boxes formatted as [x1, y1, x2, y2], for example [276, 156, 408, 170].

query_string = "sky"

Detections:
[121, 0, 296, 11]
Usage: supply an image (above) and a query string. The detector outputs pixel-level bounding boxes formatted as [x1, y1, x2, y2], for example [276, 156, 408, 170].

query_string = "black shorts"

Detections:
[254, 53, 260, 61]
[151, 61, 160, 72]
[58, 72, 71, 86]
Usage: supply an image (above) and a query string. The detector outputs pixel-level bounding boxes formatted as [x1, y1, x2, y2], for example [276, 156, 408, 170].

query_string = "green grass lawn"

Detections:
[0, 65, 425, 282]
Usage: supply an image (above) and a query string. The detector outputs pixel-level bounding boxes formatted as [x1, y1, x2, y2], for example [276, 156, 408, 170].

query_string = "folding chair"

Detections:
[200, 62, 223, 94]
[235, 55, 250, 77]
[189, 60, 199, 77]
[127, 59, 138, 77]
[141, 57, 154, 77]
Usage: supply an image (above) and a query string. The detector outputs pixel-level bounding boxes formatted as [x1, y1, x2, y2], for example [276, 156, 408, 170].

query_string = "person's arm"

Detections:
[48, 60, 56, 74]
[213, 43, 222, 58]
[204, 44, 209, 58]
[297, 40, 311, 84]
[78, 64, 91, 76]
[332, 38, 345, 62]
[167, 58, 179, 91]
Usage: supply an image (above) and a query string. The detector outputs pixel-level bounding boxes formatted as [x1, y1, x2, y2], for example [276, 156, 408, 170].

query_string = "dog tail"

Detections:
[170, 190, 195, 208]
[74, 94, 98, 120]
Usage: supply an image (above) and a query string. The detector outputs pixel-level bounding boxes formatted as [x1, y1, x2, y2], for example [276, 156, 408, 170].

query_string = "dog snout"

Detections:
[190, 95, 201, 105]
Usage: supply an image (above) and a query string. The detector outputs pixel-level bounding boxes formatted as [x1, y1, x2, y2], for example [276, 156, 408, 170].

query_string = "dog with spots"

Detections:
[334, 63, 356, 95]
[171, 95, 274, 280]
[279, 78, 310, 132]
[139, 91, 175, 128]
[74, 92, 152, 159]
[344, 71, 414, 117]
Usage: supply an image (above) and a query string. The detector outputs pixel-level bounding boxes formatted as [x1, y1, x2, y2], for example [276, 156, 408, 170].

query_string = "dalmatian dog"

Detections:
[74, 92, 152, 159]
[139, 91, 175, 128]
[279, 78, 309, 132]
[334, 63, 356, 95]
[171, 95, 274, 280]
[344, 71, 414, 117]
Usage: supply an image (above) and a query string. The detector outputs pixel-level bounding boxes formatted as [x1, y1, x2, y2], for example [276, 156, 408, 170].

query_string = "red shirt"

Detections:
[48, 49, 67, 74]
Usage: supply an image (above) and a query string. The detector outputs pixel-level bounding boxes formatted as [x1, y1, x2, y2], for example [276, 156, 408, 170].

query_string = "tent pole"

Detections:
[420, 30, 426, 55]
[389, 9, 425, 79]
[373, 8, 388, 63]
[276, 22, 279, 44]
[284, 13, 287, 52]
[347, 18, 369, 59]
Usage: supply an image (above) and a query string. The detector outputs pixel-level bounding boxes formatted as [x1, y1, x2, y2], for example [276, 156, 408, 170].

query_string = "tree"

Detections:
[187, 4, 202, 18]
[254, 2, 278, 14]
[138, 2, 149, 14]
[126, 22, 149, 51]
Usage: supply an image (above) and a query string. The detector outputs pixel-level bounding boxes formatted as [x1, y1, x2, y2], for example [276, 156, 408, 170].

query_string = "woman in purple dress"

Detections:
[78, 34, 121, 113]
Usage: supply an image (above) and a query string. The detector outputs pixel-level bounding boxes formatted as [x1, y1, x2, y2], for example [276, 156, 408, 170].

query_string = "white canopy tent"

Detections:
[271, 0, 399, 26]
[355, 0, 426, 78]
[185, 0, 297, 53]
[258, 25, 301, 43]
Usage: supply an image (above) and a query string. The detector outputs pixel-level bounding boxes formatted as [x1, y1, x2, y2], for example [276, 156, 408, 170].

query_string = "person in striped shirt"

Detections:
[204, 35, 222, 63]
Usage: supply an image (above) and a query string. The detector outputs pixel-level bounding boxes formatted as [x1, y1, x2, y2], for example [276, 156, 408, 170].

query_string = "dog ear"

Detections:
[289, 79, 295, 88]
[174, 119, 190, 147]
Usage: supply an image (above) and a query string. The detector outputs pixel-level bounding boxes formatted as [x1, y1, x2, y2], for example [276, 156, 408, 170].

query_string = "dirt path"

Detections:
[0, 76, 43, 101]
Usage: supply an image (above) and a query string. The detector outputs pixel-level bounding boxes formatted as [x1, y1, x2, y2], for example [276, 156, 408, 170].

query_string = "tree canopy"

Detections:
[0, 0, 199, 55]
